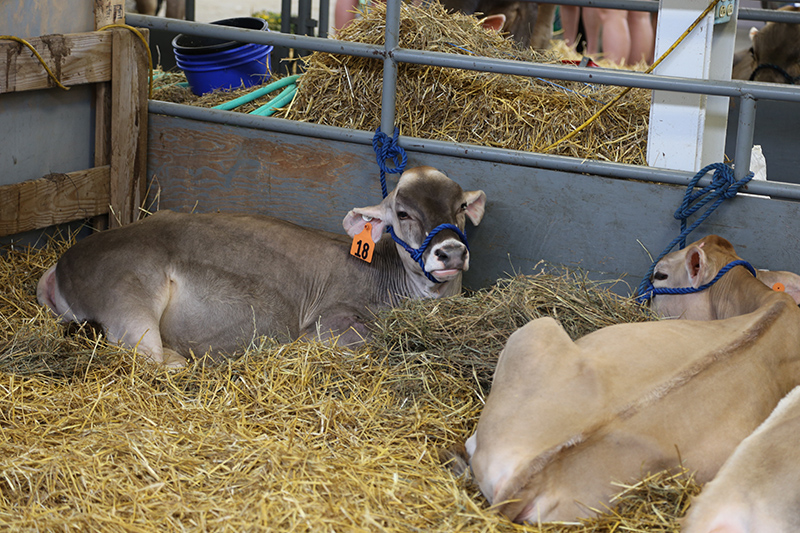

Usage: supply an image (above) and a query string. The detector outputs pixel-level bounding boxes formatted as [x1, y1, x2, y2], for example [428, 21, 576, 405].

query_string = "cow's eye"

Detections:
[397, 211, 410, 220]
[654, 272, 668, 281]
[460, 203, 468, 212]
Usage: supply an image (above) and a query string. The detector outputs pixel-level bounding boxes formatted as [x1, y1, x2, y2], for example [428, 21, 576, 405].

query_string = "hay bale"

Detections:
[275, 2, 650, 164]
[151, 2, 651, 164]
[0, 239, 698, 532]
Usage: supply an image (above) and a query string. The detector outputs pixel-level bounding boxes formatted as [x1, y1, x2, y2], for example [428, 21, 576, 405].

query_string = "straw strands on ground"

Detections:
[0, 237, 699, 531]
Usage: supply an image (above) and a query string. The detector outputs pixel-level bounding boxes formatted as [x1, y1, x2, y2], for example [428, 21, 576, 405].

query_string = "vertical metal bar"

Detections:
[318, 0, 329, 38]
[298, 0, 311, 36]
[380, 0, 400, 135]
[185, 0, 195, 21]
[281, 0, 292, 33]
[733, 94, 757, 180]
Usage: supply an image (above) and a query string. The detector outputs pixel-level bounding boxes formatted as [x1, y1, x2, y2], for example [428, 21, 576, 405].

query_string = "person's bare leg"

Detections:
[627, 10, 654, 64]
[560, 5, 581, 47]
[335, 0, 359, 30]
[597, 8, 631, 64]
[582, 7, 602, 56]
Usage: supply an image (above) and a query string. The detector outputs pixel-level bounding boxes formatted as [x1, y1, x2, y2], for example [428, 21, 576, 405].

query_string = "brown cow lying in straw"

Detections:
[455, 235, 800, 523]
[37, 167, 486, 367]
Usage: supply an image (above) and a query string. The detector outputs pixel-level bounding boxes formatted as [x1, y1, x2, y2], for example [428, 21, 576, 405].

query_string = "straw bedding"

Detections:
[0, 233, 701, 531]
[152, 2, 650, 164]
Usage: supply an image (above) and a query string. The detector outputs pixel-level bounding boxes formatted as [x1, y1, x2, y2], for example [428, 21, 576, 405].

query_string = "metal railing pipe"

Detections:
[733, 95, 758, 181]
[126, 14, 384, 58]
[390, 48, 800, 102]
[380, 0, 401, 136]
[149, 100, 800, 201]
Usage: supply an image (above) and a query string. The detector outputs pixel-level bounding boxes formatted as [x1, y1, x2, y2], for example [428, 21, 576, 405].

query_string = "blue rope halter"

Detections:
[636, 162, 754, 299]
[636, 259, 757, 304]
[372, 128, 469, 284]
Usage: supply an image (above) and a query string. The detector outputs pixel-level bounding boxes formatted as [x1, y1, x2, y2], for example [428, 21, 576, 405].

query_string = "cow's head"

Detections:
[749, 6, 800, 84]
[649, 235, 800, 319]
[342, 166, 486, 286]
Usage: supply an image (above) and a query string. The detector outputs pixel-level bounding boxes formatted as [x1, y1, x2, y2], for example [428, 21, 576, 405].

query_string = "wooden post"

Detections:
[109, 27, 148, 227]
[94, 0, 125, 29]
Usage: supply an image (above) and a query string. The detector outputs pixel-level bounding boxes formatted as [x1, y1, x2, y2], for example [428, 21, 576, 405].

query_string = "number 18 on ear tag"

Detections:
[350, 222, 375, 263]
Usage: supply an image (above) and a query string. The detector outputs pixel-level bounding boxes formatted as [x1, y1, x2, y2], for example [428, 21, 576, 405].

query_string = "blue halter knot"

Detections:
[636, 259, 757, 304]
[636, 163, 754, 299]
[372, 128, 470, 284]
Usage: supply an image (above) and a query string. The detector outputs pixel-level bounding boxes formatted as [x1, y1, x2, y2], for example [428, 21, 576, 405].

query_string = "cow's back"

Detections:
[471, 298, 800, 523]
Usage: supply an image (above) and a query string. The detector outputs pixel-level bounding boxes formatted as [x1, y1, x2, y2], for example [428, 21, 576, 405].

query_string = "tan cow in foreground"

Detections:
[37, 167, 486, 367]
[459, 235, 800, 523]
[682, 384, 800, 533]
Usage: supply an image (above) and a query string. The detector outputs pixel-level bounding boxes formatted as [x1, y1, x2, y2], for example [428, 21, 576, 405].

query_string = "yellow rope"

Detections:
[542, 0, 723, 154]
[1, 24, 154, 98]
[98, 23, 155, 99]
[0, 35, 70, 90]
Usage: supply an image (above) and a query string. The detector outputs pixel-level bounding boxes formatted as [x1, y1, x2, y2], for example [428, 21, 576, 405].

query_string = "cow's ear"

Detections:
[685, 245, 709, 288]
[464, 190, 487, 226]
[757, 269, 800, 304]
[342, 205, 388, 243]
[481, 13, 506, 32]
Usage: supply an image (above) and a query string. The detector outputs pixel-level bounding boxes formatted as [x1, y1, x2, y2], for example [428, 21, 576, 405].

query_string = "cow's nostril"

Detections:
[435, 249, 449, 261]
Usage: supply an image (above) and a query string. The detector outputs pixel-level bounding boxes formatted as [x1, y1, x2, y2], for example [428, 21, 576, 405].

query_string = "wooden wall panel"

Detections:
[0, 33, 112, 94]
[0, 166, 110, 236]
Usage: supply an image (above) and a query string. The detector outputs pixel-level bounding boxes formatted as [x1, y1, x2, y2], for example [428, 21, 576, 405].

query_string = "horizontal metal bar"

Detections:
[737, 7, 800, 24]
[537, 0, 800, 23]
[130, 14, 800, 104]
[539, 0, 658, 12]
[390, 48, 800, 103]
[125, 13, 384, 58]
[148, 100, 800, 201]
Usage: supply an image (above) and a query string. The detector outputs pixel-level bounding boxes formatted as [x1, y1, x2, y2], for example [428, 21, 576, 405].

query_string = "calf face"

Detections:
[648, 235, 800, 320]
[342, 166, 486, 286]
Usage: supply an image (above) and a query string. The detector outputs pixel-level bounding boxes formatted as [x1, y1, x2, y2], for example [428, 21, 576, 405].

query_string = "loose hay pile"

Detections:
[0, 235, 699, 531]
[152, 2, 651, 164]
[276, 2, 650, 164]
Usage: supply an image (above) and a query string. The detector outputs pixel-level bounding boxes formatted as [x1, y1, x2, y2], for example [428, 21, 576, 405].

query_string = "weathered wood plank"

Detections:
[0, 166, 110, 237]
[109, 28, 148, 227]
[147, 114, 800, 292]
[94, 0, 125, 29]
[0, 32, 112, 94]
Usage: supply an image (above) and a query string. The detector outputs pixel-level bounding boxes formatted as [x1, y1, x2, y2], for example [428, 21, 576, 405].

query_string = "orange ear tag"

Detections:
[350, 222, 375, 263]
[773, 282, 786, 292]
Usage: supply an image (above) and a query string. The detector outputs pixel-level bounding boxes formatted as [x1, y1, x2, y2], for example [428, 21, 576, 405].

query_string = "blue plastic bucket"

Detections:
[176, 44, 272, 96]
[172, 17, 272, 96]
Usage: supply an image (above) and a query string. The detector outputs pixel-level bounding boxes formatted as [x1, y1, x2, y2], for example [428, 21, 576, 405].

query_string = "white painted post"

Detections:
[647, 0, 739, 172]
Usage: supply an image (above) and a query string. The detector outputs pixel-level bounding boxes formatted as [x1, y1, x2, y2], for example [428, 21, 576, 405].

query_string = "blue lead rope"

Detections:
[637, 163, 754, 299]
[373, 128, 408, 199]
[636, 259, 757, 304]
[372, 128, 468, 284]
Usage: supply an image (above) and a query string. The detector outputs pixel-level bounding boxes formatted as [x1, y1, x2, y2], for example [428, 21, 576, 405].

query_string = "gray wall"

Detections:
[0, 0, 96, 187]
[147, 115, 800, 295]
